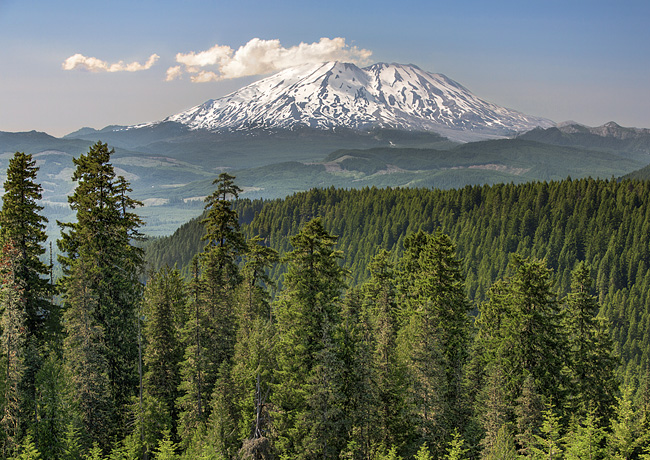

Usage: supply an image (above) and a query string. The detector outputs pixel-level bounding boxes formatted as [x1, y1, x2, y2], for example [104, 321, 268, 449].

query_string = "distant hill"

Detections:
[3, 124, 650, 237]
[518, 121, 650, 156]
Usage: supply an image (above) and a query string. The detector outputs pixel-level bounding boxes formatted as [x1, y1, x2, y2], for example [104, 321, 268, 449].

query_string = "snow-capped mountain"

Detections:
[158, 61, 554, 140]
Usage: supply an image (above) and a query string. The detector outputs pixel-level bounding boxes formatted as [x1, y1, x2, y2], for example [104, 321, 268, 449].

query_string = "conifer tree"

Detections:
[13, 434, 41, 460]
[0, 243, 27, 457]
[396, 230, 471, 454]
[176, 259, 209, 445]
[231, 237, 278, 447]
[444, 430, 469, 460]
[361, 250, 407, 451]
[58, 141, 144, 449]
[200, 172, 246, 373]
[475, 256, 565, 452]
[272, 218, 347, 458]
[0, 152, 53, 447]
[564, 412, 606, 460]
[530, 402, 564, 460]
[138, 266, 186, 453]
[482, 425, 517, 460]
[177, 174, 246, 442]
[0, 152, 52, 340]
[563, 262, 618, 420]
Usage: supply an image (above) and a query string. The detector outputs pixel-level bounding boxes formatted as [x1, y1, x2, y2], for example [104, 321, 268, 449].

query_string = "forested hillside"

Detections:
[3, 143, 650, 459]
[147, 178, 650, 379]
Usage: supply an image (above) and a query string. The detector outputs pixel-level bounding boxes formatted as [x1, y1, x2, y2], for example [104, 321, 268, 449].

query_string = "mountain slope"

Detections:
[154, 62, 553, 141]
[518, 121, 650, 156]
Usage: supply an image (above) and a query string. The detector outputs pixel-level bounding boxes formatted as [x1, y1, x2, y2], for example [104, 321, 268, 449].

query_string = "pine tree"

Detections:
[0, 151, 52, 340]
[153, 431, 178, 460]
[33, 353, 70, 460]
[564, 412, 606, 460]
[475, 256, 565, 453]
[231, 237, 278, 447]
[0, 243, 27, 457]
[176, 259, 209, 445]
[396, 230, 471, 454]
[200, 172, 246, 374]
[362, 250, 406, 451]
[608, 386, 648, 460]
[58, 141, 144, 449]
[177, 173, 246, 443]
[482, 425, 517, 460]
[138, 266, 185, 452]
[13, 434, 41, 460]
[272, 218, 348, 458]
[530, 402, 564, 460]
[563, 262, 618, 420]
[444, 430, 468, 460]
[0, 152, 53, 447]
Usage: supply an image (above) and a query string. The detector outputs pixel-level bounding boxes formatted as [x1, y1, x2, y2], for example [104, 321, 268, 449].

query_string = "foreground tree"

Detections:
[0, 152, 52, 339]
[58, 141, 144, 450]
[0, 152, 53, 453]
[0, 243, 27, 457]
[563, 262, 618, 420]
[137, 266, 186, 454]
[177, 173, 246, 444]
[396, 230, 472, 455]
[272, 218, 348, 458]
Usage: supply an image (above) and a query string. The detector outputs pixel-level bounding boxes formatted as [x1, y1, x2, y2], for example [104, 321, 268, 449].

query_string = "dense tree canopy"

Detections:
[4, 149, 650, 458]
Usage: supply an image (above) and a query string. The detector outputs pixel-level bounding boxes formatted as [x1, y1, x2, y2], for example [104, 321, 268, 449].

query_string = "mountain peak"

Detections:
[161, 62, 554, 141]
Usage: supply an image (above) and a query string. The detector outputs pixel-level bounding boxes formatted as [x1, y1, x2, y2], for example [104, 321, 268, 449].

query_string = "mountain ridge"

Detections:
[129, 61, 554, 142]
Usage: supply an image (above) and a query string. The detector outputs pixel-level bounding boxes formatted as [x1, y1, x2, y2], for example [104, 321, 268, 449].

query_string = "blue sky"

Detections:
[1, 0, 648, 136]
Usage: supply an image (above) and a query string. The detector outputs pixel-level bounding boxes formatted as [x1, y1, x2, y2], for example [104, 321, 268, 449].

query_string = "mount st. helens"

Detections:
[4, 63, 650, 236]
[134, 61, 554, 142]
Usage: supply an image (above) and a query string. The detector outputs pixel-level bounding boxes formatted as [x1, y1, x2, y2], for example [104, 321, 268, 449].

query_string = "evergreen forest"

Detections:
[2, 142, 650, 459]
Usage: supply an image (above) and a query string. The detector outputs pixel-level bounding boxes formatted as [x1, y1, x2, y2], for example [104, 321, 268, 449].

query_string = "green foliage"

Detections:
[444, 430, 469, 460]
[414, 443, 432, 460]
[8, 160, 650, 459]
[0, 151, 52, 338]
[530, 403, 564, 460]
[564, 262, 619, 421]
[272, 218, 348, 458]
[564, 412, 606, 460]
[138, 266, 185, 451]
[12, 434, 41, 460]
[85, 443, 104, 460]
[153, 431, 178, 460]
[608, 386, 649, 459]
[396, 231, 471, 454]
[481, 424, 517, 460]
[57, 141, 144, 449]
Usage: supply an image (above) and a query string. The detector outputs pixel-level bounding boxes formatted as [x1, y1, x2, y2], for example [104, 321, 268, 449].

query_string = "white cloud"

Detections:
[165, 65, 183, 82]
[62, 53, 159, 72]
[168, 37, 372, 82]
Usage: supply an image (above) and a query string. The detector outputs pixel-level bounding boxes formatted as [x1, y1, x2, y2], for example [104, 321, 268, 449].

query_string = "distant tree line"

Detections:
[0, 143, 649, 458]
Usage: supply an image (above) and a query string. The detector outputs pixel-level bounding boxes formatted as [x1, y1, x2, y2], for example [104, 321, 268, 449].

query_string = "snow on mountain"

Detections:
[159, 61, 554, 140]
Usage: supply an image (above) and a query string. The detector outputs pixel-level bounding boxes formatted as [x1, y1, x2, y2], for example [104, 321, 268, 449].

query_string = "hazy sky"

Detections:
[1, 0, 648, 137]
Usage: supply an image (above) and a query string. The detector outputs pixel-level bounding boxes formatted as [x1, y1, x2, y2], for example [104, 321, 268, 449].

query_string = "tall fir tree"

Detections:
[230, 237, 278, 448]
[177, 173, 246, 443]
[396, 230, 472, 456]
[0, 152, 52, 340]
[475, 256, 566, 453]
[200, 172, 246, 375]
[0, 243, 27, 457]
[57, 141, 144, 450]
[138, 266, 186, 454]
[0, 152, 54, 449]
[360, 250, 408, 452]
[563, 262, 618, 421]
[272, 218, 348, 459]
